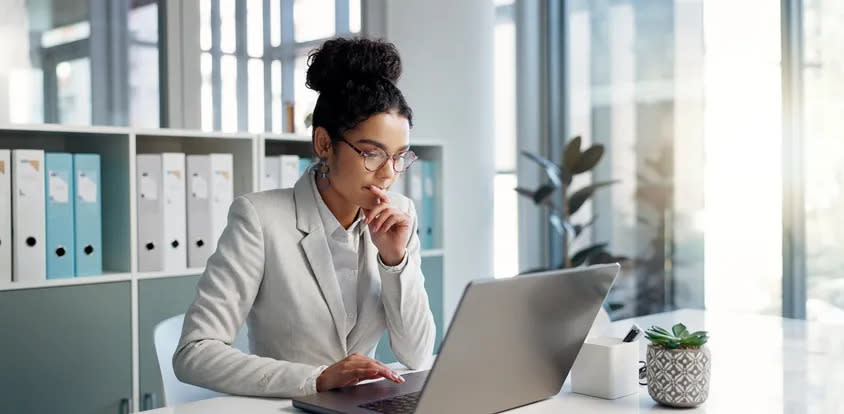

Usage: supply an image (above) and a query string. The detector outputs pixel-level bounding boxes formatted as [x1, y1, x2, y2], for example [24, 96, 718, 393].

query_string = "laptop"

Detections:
[292, 263, 619, 414]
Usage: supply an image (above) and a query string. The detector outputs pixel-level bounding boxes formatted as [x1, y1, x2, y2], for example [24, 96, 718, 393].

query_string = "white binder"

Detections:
[161, 153, 187, 271]
[187, 154, 233, 268]
[263, 156, 280, 191]
[0, 150, 11, 284]
[279, 155, 300, 188]
[209, 154, 234, 251]
[187, 155, 211, 269]
[137, 154, 163, 272]
[12, 149, 46, 282]
[405, 165, 425, 240]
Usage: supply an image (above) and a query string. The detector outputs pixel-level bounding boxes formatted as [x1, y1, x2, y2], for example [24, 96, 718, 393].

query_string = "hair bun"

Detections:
[306, 38, 402, 93]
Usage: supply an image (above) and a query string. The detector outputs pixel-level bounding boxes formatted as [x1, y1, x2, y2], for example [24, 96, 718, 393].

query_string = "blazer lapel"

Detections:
[294, 174, 348, 351]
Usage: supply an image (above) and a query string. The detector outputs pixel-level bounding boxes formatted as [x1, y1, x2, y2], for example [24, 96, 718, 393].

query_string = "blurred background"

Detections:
[1, 0, 842, 325]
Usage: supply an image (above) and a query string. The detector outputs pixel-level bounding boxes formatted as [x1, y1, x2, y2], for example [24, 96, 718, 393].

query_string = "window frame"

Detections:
[198, 0, 360, 133]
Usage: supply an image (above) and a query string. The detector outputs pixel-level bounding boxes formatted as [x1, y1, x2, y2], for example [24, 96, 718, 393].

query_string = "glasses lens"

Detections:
[364, 149, 388, 171]
[395, 152, 416, 172]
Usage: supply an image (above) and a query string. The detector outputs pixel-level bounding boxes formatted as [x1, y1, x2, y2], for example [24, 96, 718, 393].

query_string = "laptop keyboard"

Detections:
[358, 391, 420, 413]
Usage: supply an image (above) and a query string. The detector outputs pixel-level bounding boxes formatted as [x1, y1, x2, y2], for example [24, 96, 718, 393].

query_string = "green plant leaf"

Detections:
[650, 326, 672, 336]
[570, 243, 608, 267]
[563, 136, 582, 173]
[672, 323, 688, 338]
[568, 181, 619, 215]
[572, 144, 605, 174]
[533, 184, 557, 205]
[520, 151, 562, 187]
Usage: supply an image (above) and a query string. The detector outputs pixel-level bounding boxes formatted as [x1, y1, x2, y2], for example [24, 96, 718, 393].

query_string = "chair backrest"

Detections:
[153, 314, 250, 406]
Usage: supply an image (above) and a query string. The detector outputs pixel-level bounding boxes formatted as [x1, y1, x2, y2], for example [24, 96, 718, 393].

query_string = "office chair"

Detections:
[153, 313, 250, 406]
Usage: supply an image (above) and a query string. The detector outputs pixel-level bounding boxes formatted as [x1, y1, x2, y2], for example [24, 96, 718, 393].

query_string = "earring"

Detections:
[315, 156, 331, 189]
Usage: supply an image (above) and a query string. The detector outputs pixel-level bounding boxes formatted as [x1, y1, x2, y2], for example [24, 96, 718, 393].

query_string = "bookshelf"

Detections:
[0, 124, 446, 412]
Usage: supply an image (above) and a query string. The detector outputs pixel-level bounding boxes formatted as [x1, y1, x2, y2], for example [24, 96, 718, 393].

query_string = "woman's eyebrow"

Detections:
[356, 138, 410, 151]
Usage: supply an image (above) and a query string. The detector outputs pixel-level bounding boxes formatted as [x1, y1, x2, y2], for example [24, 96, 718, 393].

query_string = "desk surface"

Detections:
[145, 309, 844, 413]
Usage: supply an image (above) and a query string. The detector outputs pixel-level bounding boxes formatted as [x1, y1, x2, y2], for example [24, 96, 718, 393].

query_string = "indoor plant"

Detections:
[644, 323, 711, 407]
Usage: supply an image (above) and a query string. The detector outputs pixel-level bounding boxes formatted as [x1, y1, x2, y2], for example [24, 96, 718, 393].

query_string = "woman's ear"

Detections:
[313, 127, 333, 158]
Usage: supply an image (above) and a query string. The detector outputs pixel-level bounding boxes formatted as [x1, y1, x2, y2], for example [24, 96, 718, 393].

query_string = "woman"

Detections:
[173, 37, 436, 398]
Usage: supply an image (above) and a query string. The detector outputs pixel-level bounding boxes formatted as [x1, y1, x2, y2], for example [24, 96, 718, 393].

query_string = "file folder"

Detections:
[406, 162, 425, 242]
[187, 155, 210, 268]
[12, 149, 46, 282]
[279, 155, 300, 188]
[186, 154, 233, 268]
[0, 150, 11, 284]
[262, 156, 280, 191]
[45, 153, 75, 278]
[299, 158, 311, 177]
[421, 161, 437, 250]
[137, 154, 163, 272]
[161, 153, 187, 271]
[209, 154, 234, 246]
[73, 154, 102, 277]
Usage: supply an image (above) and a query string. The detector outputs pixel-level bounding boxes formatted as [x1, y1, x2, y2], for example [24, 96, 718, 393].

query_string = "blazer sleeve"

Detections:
[378, 199, 436, 369]
[173, 196, 322, 397]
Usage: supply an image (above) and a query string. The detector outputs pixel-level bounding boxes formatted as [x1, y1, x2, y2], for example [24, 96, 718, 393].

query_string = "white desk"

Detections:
[144, 309, 844, 413]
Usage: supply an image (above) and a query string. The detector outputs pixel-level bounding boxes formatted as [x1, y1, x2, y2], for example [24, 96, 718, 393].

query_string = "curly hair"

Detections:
[306, 37, 413, 143]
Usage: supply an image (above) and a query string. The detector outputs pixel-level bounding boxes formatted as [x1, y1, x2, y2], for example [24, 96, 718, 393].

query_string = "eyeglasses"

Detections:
[338, 136, 418, 173]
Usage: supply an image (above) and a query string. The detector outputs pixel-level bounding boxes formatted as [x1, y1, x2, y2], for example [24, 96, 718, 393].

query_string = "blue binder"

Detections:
[73, 154, 103, 277]
[298, 158, 311, 177]
[421, 161, 437, 250]
[45, 153, 75, 279]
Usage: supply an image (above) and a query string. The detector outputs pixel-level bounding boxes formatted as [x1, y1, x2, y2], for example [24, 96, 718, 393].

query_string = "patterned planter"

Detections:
[646, 344, 711, 407]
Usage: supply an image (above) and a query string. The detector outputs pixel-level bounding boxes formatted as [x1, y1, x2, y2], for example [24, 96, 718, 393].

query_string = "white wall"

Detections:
[383, 0, 496, 324]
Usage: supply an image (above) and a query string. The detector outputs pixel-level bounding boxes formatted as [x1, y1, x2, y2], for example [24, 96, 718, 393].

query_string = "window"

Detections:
[0, 0, 160, 127]
[803, 0, 844, 324]
[493, 1, 519, 279]
[199, 0, 361, 133]
[566, 0, 782, 317]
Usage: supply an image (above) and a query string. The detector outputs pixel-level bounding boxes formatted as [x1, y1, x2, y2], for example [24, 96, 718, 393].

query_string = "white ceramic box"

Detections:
[571, 336, 639, 399]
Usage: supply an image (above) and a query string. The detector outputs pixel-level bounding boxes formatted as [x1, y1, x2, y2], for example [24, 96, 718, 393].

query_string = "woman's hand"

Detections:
[316, 353, 405, 392]
[362, 186, 411, 266]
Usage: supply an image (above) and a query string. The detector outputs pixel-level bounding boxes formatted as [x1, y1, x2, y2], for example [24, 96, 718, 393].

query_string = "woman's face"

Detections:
[316, 110, 411, 209]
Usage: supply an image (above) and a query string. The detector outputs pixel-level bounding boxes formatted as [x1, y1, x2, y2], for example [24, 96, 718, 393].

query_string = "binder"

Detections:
[262, 156, 280, 191]
[136, 154, 164, 272]
[0, 150, 11, 284]
[73, 154, 102, 277]
[209, 154, 234, 253]
[187, 154, 233, 268]
[12, 149, 46, 282]
[421, 161, 437, 250]
[279, 155, 299, 188]
[298, 158, 311, 177]
[45, 153, 75, 278]
[406, 161, 425, 242]
[161, 153, 187, 271]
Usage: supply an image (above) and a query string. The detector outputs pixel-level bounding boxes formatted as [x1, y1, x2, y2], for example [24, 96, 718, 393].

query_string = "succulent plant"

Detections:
[644, 323, 709, 349]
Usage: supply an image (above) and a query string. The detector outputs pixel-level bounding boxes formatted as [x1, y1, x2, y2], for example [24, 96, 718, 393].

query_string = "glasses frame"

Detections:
[337, 136, 418, 173]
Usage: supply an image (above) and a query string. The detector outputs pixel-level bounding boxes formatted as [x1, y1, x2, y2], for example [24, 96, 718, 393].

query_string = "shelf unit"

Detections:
[0, 124, 446, 412]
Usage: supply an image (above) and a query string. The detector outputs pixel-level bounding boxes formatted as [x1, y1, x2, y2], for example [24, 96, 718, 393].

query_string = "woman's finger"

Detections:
[362, 204, 390, 225]
[378, 214, 402, 233]
[371, 209, 396, 232]
[365, 185, 391, 206]
[366, 185, 391, 202]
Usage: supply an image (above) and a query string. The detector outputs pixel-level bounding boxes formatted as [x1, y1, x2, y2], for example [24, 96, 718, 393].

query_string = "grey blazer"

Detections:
[173, 173, 436, 397]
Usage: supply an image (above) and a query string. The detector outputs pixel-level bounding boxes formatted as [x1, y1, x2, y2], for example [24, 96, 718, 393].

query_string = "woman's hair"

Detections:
[306, 37, 413, 143]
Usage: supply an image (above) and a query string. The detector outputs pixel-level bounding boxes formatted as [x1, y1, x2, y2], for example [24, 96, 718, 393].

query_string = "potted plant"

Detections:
[644, 323, 711, 407]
